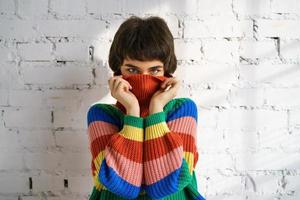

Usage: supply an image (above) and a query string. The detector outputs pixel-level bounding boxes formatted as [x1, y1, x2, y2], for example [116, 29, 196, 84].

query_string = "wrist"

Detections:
[149, 102, 163, 115]
[126, 105, 140, 117]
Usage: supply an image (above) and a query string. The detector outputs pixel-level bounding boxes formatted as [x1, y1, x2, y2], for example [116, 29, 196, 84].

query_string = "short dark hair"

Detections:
[108, 16, 177, 77]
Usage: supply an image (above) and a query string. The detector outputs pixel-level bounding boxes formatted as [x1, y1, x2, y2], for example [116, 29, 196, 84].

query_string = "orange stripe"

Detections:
[105, 146, 143, 186]
[108, 134, 143, 163]
[90, 135, 113, 158]
[143, 132, 183, 162]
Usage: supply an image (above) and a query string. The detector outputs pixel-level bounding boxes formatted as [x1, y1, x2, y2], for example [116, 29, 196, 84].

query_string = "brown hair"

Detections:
[108, 16, 177, 77]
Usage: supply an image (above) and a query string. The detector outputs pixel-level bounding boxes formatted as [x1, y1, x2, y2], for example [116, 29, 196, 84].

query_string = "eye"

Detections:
[127, 68, 139, 73]
[151, 69, 161, 74]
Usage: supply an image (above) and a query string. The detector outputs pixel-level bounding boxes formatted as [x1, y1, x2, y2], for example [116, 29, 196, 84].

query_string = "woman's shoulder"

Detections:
[164, 97, 198, 121]
[87, 102, 124, 126]
[165, 97, 197, 112]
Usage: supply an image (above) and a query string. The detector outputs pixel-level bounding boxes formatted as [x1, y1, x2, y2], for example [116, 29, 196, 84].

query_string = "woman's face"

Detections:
[120, 57, 165, 76]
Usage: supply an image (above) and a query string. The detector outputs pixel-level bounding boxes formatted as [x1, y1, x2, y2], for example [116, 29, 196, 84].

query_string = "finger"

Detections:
[113, 79, 121, 91]
[161, 78, 176, 89]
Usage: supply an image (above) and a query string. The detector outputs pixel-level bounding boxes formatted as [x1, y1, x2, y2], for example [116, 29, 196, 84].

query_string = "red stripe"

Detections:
[144, 132, 183, 162]
[108, 134, 143, 163]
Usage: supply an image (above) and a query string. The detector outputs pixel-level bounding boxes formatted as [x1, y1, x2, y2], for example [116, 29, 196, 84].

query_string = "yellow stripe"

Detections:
[93, 151, 107, 190]
[145, 122, 170, 141]
[121, 125, 143, 142]
[184, 151, 194, 174]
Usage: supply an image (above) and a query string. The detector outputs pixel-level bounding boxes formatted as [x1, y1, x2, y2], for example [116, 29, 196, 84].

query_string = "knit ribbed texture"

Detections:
[116, 74, 168, 118]
[87, 98, 206, 200]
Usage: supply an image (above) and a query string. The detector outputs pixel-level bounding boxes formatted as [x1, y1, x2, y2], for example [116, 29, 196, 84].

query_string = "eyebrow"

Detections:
[124, 64, 163, 70]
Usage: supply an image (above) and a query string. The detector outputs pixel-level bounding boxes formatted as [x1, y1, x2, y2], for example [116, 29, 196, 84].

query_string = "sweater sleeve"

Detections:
[143, 98, 200, 199]
[87, 104, 143, 199]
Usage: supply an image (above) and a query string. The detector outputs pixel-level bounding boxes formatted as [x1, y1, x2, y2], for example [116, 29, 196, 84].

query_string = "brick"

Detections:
[90, 40, 111, 62]
[217, 109, 287, 131]
[179, 62, 238, 87]
[18, 130, 55, 150]
[239, 63, 300, 87]
[68, 176, 93, 192]
[233, 0, 271, 16]
[259, 129, 300, 152]
[8, 89, 45, 107]
[0, 62, 25, 90]
[184, 17, 252, 38]
[229, 88, 265, 107]
[59, 152, 90, 171]
[17, 0, 48, 19]
[197, 152, 234, 170]
[224, 130, 259, 152]
[0, 173, 28, 193]
[50, 0, 86, 17]
[0, 152, 24, 170]
[235, 150, 300, 170]
[0, 19, 40, 41]
[36, 19, 106, 38]
[202, 40, 239, 64]
[53, 108, 86, 129]
[54, 42, 89, 62]
[174, 39, 203, 61]
[0, 0, 15, 15]
[55, 130, 89, 153]
[284, 175, 300, 192]
[280, 39, 300, 62]
[239, 40, 278, 59]
[290, 109, 300, 128]
[206, 173, 244, 195]
[257, 19, 300, 39]
[31, 173, 64, 192]
[0, 89, 9, 105]
[197, 128, 227, 152]
[87, 0, 122, 14]
[190, 88, 230, 107]
[0, 129, 19, 151]
[18, 42, 52, 61]
[20, 62, 93, 86]
[3, 107, 52, 128]
[94, 65, 114, 86]
[271, 0, 300, 14]
[245, 173, 281, 194]
[197, 0, 232, 16]
[265, 88, 300, 107]
[24, 152, 61, 171]
[121, 0, 199, 15]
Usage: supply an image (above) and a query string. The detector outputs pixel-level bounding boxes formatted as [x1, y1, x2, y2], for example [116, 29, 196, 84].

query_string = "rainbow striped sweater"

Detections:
[87, 97, 206, 200]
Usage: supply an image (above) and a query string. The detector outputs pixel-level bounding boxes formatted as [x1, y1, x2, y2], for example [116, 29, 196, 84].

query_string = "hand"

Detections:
[108, 75, 140, 115]
[149, 77, 180, 114]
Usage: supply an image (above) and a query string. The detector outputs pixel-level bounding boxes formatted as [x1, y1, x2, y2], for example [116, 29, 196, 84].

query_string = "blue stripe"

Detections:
[87, 104, 121, 127]
[144, 167, 181, 199]
[99, 158, 141, 199]
[167, 98, 198, 122]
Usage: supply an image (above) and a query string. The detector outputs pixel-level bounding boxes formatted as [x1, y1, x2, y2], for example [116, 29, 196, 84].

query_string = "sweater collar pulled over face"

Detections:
[115, 74, 169, 117]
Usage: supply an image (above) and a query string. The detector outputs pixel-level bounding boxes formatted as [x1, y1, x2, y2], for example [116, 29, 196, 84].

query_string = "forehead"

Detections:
[123, 58, 163, 69]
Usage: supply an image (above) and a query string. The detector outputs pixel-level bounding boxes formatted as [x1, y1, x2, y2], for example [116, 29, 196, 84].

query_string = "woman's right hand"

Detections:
[108, 75, 140, 116]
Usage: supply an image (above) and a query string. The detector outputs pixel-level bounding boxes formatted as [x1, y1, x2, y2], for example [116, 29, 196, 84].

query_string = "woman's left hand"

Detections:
[149, 77, 180, 114]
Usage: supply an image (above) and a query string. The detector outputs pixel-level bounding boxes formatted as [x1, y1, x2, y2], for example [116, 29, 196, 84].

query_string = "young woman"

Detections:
[87, 16, 206, 200]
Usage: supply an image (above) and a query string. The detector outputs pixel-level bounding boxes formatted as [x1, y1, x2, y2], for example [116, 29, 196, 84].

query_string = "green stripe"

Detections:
[124, 114, 143, 128]
[89, 186, 192, 200]
[163, 98, 188, 115]
[144, 111, 166, 127]
[178, 159, 193, 191]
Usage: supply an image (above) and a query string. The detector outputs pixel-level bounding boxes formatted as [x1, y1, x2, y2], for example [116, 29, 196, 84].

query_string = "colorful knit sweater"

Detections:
[87, 97, 206, 200]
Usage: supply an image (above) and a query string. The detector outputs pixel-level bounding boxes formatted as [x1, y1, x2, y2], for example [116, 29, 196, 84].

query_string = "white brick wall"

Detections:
[0, 0, 299, 199]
